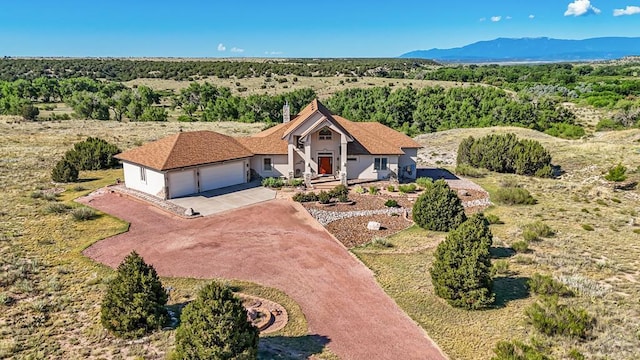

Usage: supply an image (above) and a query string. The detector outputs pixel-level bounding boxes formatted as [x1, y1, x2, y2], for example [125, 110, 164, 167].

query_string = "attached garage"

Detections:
[199, 160, 246, 192]
[168, 169, 197, 199]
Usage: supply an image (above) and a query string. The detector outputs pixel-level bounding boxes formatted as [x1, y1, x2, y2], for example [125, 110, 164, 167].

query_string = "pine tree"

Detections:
[430, 214, 495, 309]
[173, 282, 259, 360]
[100, 251, 168, 338]
[412, 179, 467, 232]
[51, 158, 79, 183]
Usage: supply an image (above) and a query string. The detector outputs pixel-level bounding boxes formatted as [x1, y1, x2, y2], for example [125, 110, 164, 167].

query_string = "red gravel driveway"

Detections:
[81, 192, 446, 360]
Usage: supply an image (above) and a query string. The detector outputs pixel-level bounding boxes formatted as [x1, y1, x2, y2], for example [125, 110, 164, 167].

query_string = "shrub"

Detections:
[386, 185, 396, 192]
[595, 118, 625, 131]
[371, 237, 393, 248]
[544, 123, 585, 139]
[492, 340, 552, 360]
[416, 177, 432, 188]
[398, 183, 417, 193]
[337, 193, 349, 203]
[287, 178, 304, 187]
[261, 177, 284, 188]
[45, 203, 71, 214]
[484, 214, 503, 225]
[511, 240, 530, 253]
[329, 184, 349, 198]
[100, 251, 168, 339]
[64, 137, 121, 171]
[534, 164, 554, 178]
[522, 229, 539, 242]
[177, 115, 196, 122]
[523, 221, 555, 238]
[70, 207, 96, 221]
[354, 185, 365, 194]
[317, 191, 331, 204]
[21, 104, 40, 121]
[413, 179, 466, 231]
[455, 163, 486, 178]
[528, 273, 574, 297]
[368, 186, 379, 195]
[492, 260, 510, 275]
[458, 133, 552, 177]
[525, 297, 595, 339]
[51, 159, 79, 183]
[581, 224, 594, 231]
[173, 282, 259, 359]
[292, 192, 318, 203]
[605, 163, 627, 182]
[139, 107, 168, 122]
[494, 187, 536, 205]
[384, 199, 399, 208]
[431, 214, 494, 309]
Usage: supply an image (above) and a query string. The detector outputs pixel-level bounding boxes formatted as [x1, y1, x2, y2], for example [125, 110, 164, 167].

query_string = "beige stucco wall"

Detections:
[123, 162, 166, 198]
[347, 155, 399, 180]
[250, 155, 289, 178]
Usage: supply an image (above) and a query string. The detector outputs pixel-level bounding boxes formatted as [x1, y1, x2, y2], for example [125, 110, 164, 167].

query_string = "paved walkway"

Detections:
[81, 193, 446, 360]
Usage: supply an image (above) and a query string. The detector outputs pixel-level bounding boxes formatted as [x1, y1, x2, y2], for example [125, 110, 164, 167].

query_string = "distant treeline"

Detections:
[326, 86, 580, 137]
[0, 58, 437, 82]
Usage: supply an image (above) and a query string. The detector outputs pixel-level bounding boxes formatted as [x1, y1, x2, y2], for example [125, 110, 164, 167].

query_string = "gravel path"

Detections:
[308, 207, 410, 226]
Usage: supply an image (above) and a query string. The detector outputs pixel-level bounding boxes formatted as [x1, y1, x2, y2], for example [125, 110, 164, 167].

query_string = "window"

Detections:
[318, 128, 332, 140]
[295, 136, 304, 150]
[374, 157, 388, 171]
[140, 167, 147, 182]
[263, 158, 273, 171]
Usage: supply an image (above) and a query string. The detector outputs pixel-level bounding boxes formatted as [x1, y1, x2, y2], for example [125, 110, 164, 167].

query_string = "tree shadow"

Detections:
[77, 177, 100, 183]
[493, 276, 530, 308]
[416, 168, 460, 181]
[490, 246, 515, 259]
[259, 334, 331, 359]
[552, 164, 565, 177]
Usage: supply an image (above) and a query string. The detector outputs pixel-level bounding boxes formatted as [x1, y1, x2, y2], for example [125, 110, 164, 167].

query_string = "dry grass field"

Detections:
[125, 76, 472, 99]
[355, 127, 640, 359]
[0, 118, 336, 359]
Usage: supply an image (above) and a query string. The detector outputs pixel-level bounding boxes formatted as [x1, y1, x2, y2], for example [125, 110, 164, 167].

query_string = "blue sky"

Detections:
[1, 0, 639, 57]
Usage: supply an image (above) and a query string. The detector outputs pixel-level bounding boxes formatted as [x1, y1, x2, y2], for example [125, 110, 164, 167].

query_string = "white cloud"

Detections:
[529, 14, 535, 19]
[217, 43, 226, 51]
[265, 51, 283, 56]
[505, 16, 512, 20]
[564, 0, 601, 16]
[491, 16, 502, 22]
[479, 17, 486, 22]
[613, 5, 640, 16]
[230, 47, 244, 53]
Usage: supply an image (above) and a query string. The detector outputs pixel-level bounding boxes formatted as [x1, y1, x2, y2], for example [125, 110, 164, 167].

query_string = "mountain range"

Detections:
[400, 37, 640, 63]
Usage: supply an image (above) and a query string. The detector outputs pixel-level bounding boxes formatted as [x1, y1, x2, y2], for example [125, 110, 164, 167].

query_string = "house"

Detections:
[115, 99, 422, 199]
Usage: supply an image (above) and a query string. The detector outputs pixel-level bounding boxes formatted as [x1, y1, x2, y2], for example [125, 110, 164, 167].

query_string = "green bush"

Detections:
[581, 224, 594, 231]
[416, 177, 432, 188]
[492, 340, 552, 360]
[544, 123, 585, 139]
[51, 159, 79, 183]
[492, 259, 510, 275]
[45, 203, 71, 214]
[292, 192, 318, 203]
[173, 282, 258, 359]
[595, 118, 625, 131]
[605, 163, 627, 182]
[368, 186, 379, 195]
[354, 185, 365, 194]
[398, 183, 417, 193]
[494, 187, 536, 205]
[337, 193, 349, 202]
[177, 115, 196, 122]
[318, 191, 331, 204]
[261, 177, 284, 188]
[64, 137, 121, 171]
[21, 104, 40, 121]
[523, 221, 555, 238]
[329, 184, 349, 198]
[386, 185, 396, 192]
[413, 179, 466, 232]
[525, 297, 595, 339]
[431, 214, 494, 309]
[384, 199, 399, 208]
[528, 273, 573, 297]
[70, 207, 96, 221]
[522, 229, 539, 242]
[139, 107, 168, 122]
[458, 133, 552, 177]
[455, 163, 486, 178]
[534, 165, 554, 178]
[100, 251, 168, 339]
[511, 240, 530, 253]
[484, 214, 503, 225]
[287, 178, 304, 187]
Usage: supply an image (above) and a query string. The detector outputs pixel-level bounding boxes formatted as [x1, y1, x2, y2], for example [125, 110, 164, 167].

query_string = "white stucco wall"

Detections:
[250, 155, 289, 178]
[123, 162, 166, 198]
[309, 128, 342, 175]
[398, 148, 418, 180]
[346, 155, 399, 180]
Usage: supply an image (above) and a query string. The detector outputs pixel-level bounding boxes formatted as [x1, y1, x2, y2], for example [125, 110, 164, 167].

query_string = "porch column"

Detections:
[340, 134, 348, 185]
[303, 136, 312, 185]
[287, 143, 295, 179]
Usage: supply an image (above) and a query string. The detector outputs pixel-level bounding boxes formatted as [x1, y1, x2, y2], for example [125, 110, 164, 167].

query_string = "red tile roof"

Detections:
[115, 131, 253, 171]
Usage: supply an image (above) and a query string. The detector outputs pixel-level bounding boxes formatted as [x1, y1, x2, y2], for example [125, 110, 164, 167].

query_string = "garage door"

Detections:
[168, 170, 197, 198]
[199, 161, 245, 192]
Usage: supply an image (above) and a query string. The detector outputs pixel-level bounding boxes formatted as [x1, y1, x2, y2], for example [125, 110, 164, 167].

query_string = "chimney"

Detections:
[283, 101, 290, 123]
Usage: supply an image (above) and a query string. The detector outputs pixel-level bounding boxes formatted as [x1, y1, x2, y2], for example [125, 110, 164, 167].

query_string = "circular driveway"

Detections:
[81, 192, 446, 360]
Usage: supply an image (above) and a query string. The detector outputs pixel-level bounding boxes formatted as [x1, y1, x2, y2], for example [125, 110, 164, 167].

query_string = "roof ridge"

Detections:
[160, 133, 182, 171]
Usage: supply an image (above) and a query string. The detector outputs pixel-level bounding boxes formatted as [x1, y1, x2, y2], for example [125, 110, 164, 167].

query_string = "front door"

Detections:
[319, 157, 333, 175]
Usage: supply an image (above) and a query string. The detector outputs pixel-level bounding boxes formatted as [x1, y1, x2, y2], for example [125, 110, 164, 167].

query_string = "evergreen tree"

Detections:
[413, 179, 467, 232]
[430, 214, 495, 309]
[100, 251, 168, 339]
[173, 282, 259, 360]
[51, 158, 79, 183]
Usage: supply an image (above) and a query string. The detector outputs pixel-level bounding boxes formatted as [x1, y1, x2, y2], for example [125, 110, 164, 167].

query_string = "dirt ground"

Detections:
[81, 193, 446, 360]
